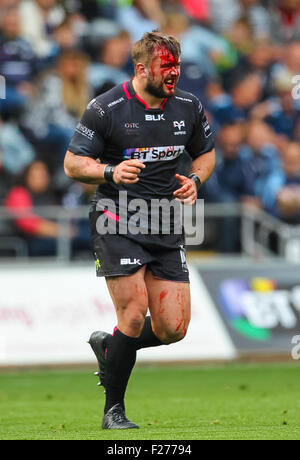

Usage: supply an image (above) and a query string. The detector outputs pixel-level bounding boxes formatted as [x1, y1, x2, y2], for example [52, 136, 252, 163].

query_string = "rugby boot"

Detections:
[88, 331, 111, 388]
[102, 403, 139, 430]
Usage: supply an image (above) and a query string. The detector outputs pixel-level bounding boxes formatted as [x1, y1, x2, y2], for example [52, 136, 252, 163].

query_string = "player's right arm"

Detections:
[64, 150, 107, 185]
[64, 150, 145, 185]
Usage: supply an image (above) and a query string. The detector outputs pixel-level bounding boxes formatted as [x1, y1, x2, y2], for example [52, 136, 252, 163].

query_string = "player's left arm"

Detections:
[173, 148, 216, 205]
[191, 148, 216, 184]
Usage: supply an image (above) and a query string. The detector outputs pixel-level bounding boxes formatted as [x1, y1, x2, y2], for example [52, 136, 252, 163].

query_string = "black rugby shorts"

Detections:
[89, 210, 190, 282]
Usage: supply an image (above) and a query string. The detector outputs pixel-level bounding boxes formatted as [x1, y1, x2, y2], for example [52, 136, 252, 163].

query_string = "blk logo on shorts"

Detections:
[120, 258, 142, 266]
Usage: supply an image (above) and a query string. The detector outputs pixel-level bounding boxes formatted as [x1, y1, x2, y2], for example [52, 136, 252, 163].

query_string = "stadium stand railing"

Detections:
[0, 204, 300, 262]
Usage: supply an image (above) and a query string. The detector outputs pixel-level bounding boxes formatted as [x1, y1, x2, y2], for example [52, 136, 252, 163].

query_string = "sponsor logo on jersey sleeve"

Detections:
[107, 97, 125, 108]
[175, 96, 193, 103]
[87, 98, 105, 117]
[75, 122, 95, 140]
[202, 120, 212, 138]
[123, 145, 185, 162]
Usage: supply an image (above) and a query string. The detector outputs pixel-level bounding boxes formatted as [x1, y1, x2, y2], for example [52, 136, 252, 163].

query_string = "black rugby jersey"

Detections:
[68, 80, 214, 202]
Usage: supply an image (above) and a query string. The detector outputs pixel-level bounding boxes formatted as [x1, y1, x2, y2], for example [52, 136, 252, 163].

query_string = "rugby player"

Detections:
[64, 30, 215, 429]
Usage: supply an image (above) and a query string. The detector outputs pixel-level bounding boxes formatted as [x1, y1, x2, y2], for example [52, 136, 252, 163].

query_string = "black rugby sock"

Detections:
[104, 328, 138, 414]
[136, 316, 163, 350]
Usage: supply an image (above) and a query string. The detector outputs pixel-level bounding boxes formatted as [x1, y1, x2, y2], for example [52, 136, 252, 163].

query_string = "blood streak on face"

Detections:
[146, 46, 181, 99]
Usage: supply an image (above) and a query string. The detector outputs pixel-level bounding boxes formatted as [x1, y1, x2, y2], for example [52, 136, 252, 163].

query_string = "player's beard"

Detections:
[145, 78, 173, 99]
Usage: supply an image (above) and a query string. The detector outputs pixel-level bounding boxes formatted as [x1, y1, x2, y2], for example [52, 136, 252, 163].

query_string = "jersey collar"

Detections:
[123, 80, 168, 111]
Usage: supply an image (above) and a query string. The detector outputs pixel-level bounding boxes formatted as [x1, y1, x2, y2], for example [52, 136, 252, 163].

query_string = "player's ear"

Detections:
[136, 62, 147, 78]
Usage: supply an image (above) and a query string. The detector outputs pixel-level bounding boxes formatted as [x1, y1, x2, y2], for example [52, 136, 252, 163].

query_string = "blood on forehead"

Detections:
[151, 46, 180, 77]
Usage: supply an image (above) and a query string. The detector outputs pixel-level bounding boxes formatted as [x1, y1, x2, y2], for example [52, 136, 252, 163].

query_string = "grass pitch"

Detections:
[0, 362, 299, 440]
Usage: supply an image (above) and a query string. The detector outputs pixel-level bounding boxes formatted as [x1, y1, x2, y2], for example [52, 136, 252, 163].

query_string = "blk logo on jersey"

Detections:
[145, 114, 165, 122]
[123, 145, 185, 162]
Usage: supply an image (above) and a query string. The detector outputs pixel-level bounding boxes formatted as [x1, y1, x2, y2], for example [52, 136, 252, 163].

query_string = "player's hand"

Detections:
[113, 160, 146, 185]
[173, 174, 197, 205]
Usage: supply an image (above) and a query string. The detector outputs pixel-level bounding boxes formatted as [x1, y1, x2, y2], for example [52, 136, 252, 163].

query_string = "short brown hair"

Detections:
[132, 30, 181, 69]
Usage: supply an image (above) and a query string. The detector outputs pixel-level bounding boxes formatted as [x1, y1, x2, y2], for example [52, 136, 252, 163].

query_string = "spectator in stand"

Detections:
[0, 168, 11, 202]
[52, 17, 79, 54]
[75, 0, 132, 21]
[214, 122, 255, 200]
[209, 71, 262, 125]
[223, 17, 255, 58]
[0, 6, 36, 115]
[21, 49, 91, 167]
[202, 122, 256, 252]
[222, 39, 275, 99]
[0, 0, 20, 5]
[74, 0, 105, 21]
[4, 160, 70, 256]
[271, 41, 300, 92]
[269, 0, 300, 44]
[241, 120, 280, 197]
[88, 31, 131, 93]
[263, 142, 300, 223]
[293, 117, 300, 144]
[0, 116, 33, 199]
[180, 0, 210, 23]
[19, 0, 65, 59]
[162, 12, 235, 78]
[209, 0, 241, 33]
[251, 72, 300, 139]
[0, 116, 35, 178]
[209, 0, 270, 40]
[116, 0, 166, 43]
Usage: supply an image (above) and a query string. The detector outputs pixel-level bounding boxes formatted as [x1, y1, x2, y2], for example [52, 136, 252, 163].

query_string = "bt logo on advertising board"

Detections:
[219, 278, 300, 341]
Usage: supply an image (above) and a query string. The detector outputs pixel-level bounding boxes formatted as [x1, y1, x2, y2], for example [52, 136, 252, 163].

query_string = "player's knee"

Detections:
[119, 301, 147, 335]
[128, 311, 146, 333]
[155, 321, 189, 345]
[164, 328, 187, 345]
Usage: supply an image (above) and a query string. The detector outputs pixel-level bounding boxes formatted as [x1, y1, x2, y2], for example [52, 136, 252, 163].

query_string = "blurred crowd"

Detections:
[1, 0, 300, 256]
